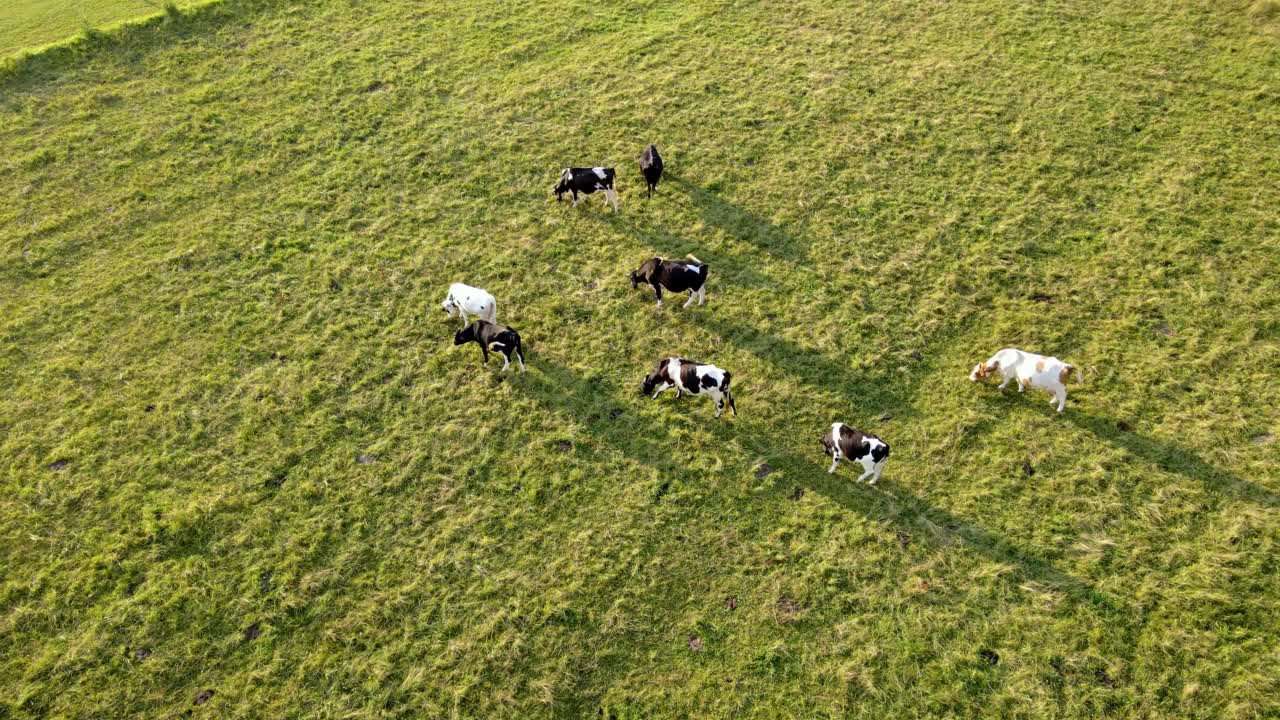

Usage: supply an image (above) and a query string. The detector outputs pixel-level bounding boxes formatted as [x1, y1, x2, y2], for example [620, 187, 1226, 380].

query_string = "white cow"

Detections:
[821, 422, 890, 483]
[970, 347, 1076, 412]
[441, 283, 497, 326]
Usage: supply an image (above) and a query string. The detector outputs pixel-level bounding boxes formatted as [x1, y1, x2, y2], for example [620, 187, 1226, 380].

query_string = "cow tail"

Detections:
[723, 371, 737, 415]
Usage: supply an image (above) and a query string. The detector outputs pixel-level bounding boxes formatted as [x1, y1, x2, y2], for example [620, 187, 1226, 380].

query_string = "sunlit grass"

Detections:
[1, 0, 1278, 717]
[0, 0, 208, 58]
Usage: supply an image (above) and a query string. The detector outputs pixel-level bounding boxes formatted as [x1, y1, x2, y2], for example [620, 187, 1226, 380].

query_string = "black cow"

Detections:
[553, 167, 618, 212]
[820, 422, 890, 483]
[454, 320, 526, 372]
[639, 144, 663, 199]
[628, 254, 709, 308]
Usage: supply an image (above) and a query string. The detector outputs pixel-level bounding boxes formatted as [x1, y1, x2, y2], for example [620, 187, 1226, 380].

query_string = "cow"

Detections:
[639, 144, 663, 199]
[820, 422, 890, 483]
[641, 357, 736, 418]
[454, 320, 526, 372]
[554, 167, 618, 212]
[629, 254, 709, 308]
[970, 347, 1075, 412]
[440, 282, 497, 326]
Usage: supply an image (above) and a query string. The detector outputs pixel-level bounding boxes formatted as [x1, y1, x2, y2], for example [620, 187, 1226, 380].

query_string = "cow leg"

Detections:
[997, 376, 1011, 390]
[651, 382, 672, 400]
[571, 191, 579, 207]
[653, 285, 663, 308]
[480, 345, 489, 366]
[1054, 387, 1067, 412]
[682, 290, 696, 308]
[870, 465, 883, 485]
[698, 287, 706, 305]
[516, 349, 526, 373]
[489, 343, 508, 371]
[607, 189, 618, 212]
[855, 467, 875, 484]
[827, 454, 840, 474]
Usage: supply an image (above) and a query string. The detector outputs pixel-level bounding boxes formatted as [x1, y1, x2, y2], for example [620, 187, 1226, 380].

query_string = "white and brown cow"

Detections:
[820, 423, 890, 483]
[970, 347, 1075, 412]
[641, 357, 736, 418]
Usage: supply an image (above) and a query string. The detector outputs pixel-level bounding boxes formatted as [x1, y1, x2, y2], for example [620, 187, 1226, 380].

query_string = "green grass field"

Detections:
[2, 0, 1279, 717]
[0, 0, 207, 58]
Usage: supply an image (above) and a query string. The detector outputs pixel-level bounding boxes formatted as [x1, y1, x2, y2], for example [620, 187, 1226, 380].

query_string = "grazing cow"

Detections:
[639, 144, 663, 199]
[629, 254, 709, 308]
[554, 167, 618, 212]
[820, 422, 890, 483]
[440, 282, 497, 326]
[454, 320, 526, 372]
[970, 347, 1075, 412]
[641, 357, 736, 418]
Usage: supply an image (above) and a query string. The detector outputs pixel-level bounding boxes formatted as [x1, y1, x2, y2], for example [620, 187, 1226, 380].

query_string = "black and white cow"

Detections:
[639, 144, 663, 199]
[454, 320, 526, 372]
[820, 423, 890, 483]
[553, 167, 618, 212]
[641, 357, 736, 418]
[629, 254, 709, 308]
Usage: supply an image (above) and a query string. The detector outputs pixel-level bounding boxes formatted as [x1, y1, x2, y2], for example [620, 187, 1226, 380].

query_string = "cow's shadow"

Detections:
[601, 199, 783, 295]
[706, 418, 1124, 617]
[515, 357, 1123, 619]
[1065, 411, 1280, 507]
[670, 176, 812, 266]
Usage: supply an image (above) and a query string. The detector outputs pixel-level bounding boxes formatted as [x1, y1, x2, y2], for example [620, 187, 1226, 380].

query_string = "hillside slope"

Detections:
[2, 0, 1278, 717]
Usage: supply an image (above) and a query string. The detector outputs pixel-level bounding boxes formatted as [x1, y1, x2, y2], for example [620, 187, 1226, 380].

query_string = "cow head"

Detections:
[454, 322, 478, 345]
[969, 360, 997, 382]
[629, 258, 658, 289]
[441, 296, 459, 318]
[641, 369, 662, 396]
[553, 169, 571, 201]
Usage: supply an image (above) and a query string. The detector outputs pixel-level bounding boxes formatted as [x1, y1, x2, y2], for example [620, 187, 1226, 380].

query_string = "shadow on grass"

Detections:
[516, 357, 687, 472]
[530, 175, 1128, 616]
[516, 356, 1124, 618]
[681, 309, 924, 425]
[1066, 411, 1280, 507]
[669, 176, 812, 266]
[719, 422, 1125, 617]
[602, 211, 779, 293]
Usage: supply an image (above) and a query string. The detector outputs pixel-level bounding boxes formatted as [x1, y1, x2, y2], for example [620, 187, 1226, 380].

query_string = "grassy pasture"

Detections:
[0, 0, 207, 58]
[2, 0, 1279, 717]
